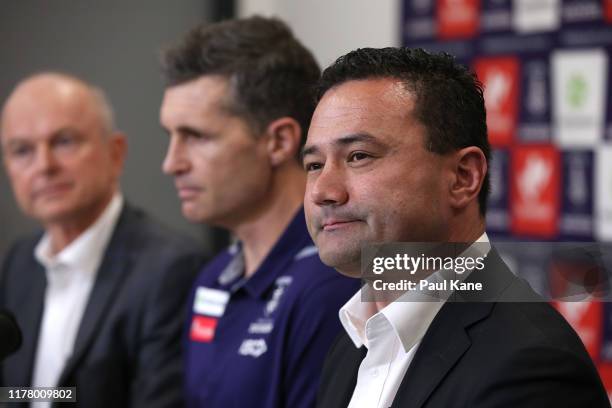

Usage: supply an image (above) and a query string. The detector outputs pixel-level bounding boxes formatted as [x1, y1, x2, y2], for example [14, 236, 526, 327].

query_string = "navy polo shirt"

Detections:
[184, 209, 359, 408]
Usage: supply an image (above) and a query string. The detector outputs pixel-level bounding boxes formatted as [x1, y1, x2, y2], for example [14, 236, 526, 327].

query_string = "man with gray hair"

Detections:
[0, 73, 203, 407]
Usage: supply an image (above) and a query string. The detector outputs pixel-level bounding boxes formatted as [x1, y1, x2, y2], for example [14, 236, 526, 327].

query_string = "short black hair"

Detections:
[161, 16, 320, 148]
[316, 47, 490, 216]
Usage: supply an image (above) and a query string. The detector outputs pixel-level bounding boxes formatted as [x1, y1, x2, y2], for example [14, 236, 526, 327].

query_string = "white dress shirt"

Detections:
[341, 233, 491, 408]
[31, 194, 123, 404]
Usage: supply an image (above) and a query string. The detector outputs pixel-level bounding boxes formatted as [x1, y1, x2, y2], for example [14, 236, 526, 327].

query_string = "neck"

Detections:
[234, 165, 305, 278]
[447, 211, 486, 243]
[44, 192, 115, 255]
[373, 214, 486, 313]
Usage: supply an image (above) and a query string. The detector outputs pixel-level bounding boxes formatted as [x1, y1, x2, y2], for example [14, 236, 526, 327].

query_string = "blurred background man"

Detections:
[0, 73, 203, 408]
[160, 16, 358, 408]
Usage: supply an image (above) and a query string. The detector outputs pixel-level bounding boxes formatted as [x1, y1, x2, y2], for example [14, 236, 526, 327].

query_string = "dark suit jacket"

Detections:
[317, 250, 610, 408]
[0, 204, 205, 408]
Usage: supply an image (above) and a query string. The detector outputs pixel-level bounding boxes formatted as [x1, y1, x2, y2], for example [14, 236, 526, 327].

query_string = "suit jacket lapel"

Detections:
[328, 342, 367, 408]
[391, 249, 514, 408]
[391, 302, 491, 408]
[57, 206, 135, 386]
[11, 258, 46, 386]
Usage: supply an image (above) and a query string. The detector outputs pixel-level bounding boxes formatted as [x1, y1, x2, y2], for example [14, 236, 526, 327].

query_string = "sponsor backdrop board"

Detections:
[402, 0, 612, 397]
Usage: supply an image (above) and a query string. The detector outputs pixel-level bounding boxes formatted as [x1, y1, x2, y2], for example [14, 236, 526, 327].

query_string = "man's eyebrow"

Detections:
[301, 144, 319, 158]
[160, 125, 208, 138]
[177, 125, 205, 137]
[335, 132, 380, 146]
[301, 132, 382, 158]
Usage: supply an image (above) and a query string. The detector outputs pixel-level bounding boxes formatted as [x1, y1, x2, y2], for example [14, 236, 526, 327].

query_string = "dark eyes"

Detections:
[304, 162, 322, 172]
[348, 152, 371, 162]
[304, 151, 373, 172]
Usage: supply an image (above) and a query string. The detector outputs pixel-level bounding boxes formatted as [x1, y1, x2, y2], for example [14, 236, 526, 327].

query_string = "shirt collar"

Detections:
[339, 232, 491, 352]
[217, 207, 313, 298]
[35, 193, 124, 277]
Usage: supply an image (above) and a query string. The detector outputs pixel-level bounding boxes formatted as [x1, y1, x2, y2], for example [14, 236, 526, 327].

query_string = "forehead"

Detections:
[160, 76, 232, 123]
[306, 78, 419, 149]
[1, 83, 98, 141]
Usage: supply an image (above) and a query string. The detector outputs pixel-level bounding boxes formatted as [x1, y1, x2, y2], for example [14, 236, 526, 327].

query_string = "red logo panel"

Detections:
[190, 316, 218, 343]
[510, 145, 560, 237]
[605, 0, 612, 23]
[474, 57, 520, 147]
[437, 0, 480, 39]
[552, 301, 602, 360]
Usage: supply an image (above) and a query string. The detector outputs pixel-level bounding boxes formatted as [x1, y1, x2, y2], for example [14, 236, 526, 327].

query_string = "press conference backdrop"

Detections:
[402, 0, 612, 397]
[0, 1, 227, 262]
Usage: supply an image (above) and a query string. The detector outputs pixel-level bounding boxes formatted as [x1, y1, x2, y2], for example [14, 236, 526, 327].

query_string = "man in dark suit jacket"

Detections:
[0, 73, 203, 407]
[302, 48, 610, 407]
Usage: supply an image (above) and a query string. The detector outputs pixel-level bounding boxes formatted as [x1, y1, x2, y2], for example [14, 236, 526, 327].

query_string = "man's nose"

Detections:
[307, 163, 349, 207]
[162, 135, 189, 175]
[32, 144, 59, 174]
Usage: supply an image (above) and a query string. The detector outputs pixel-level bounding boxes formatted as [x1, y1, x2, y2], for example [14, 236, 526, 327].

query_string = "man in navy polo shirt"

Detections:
[159, 17, 358, 408]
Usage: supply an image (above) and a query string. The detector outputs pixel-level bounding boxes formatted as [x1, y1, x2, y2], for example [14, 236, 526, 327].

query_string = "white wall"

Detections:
[238, 0, 402, 68]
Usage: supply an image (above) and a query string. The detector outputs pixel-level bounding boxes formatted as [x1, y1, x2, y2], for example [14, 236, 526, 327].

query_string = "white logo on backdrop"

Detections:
[518, 154, 552, 201]
[484, 69, 512, 111]
[552, 49, 608, 147]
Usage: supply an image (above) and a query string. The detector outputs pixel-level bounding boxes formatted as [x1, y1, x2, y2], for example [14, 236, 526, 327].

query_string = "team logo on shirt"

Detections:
[190, 316, 218, 343]
[248, 319, 274, 334]
[193, 287, 230, 317]
[238, 338, 268, 358]
[264, 276, 293, 316]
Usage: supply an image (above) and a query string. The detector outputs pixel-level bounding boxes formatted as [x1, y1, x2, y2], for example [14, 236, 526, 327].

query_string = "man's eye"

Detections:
[55, 136, 77, 146]
[52, 132, 82, 151]
[348, 152, 371, 162]
[304, 162, 322, 172]
[8, 145, 33, 158]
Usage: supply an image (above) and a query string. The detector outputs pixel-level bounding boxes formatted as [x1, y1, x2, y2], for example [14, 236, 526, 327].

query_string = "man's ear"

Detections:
[109, 131, 128, 176]
[264, 117, 302, 167]
[449, 146, 487, 210]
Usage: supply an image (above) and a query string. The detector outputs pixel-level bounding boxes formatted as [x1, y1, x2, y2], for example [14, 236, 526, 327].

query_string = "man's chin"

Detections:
[181, 202, 208, 223]
[32, 207, 78, 225]
[318, 250, 361, 279]
[182, 210, 207, 224]
[333, 266, 362, 280]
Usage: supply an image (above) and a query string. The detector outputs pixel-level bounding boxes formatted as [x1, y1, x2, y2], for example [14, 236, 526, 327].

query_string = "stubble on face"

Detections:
[304, 79, 450, 278]
[160, 76, 273, 229]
